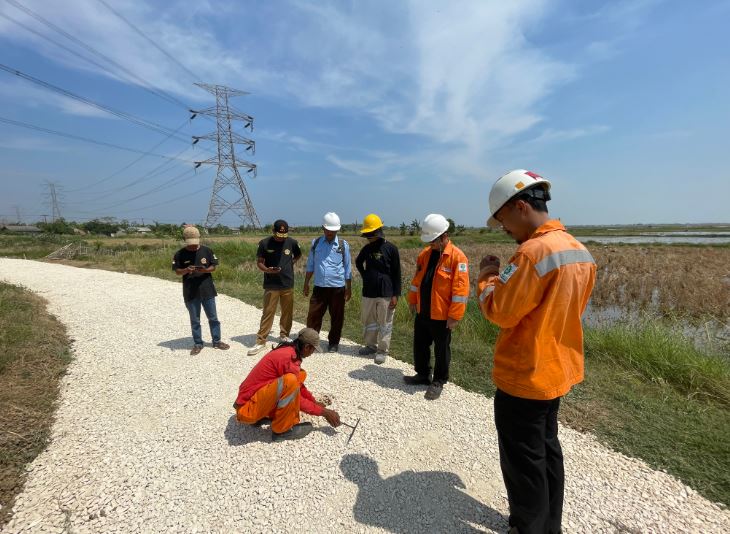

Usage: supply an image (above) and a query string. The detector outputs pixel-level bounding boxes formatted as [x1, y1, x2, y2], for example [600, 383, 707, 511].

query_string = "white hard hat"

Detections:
[487, 169, 551, 228]
[322, 212, 341, 231]
[420, 213, 450, 243]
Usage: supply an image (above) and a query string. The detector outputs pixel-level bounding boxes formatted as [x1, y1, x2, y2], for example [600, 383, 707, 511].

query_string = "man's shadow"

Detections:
[341, 454, 507, 534]
[158, 337, 193, 350]
[224, 415, 338, 446]
[348, 365, 425, 395]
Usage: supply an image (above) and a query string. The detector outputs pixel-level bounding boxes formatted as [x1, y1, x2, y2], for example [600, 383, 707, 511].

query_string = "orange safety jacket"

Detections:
[408, 240, 470, 321]
[477, 220, 596, 400]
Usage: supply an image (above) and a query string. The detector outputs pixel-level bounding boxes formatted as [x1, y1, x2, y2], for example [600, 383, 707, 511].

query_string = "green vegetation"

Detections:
[0, 234, 728, 505]
[0, 283, 72, 528]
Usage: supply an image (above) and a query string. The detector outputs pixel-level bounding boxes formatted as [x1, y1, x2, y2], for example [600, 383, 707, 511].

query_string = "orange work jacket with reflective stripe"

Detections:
[477, 220, 596, 400]
[408, 240, 470, 321]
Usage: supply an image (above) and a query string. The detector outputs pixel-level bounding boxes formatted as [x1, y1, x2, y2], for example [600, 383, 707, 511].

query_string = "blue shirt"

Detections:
[305, 235, 352, 287]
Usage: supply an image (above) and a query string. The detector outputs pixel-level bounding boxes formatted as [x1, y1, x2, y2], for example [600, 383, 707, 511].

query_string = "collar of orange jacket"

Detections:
[529, 219, 566, 240]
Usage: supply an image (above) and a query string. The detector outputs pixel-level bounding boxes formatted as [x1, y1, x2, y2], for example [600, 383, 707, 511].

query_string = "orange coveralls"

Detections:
[234, 346, 323, 433]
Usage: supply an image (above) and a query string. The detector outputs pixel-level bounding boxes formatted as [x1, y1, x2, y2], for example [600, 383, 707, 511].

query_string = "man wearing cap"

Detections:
[355, 213, 401, 364]
[404, 214, 469, 400]
[477, 170, 596, 534]
[234, 327, 341, 442]
[248, 219, 302, 356]
[172, 225, 230, 355]
[304, 212, 352, 353]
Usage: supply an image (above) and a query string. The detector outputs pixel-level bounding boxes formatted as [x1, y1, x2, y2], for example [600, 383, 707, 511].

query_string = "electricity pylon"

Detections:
[44, 182, 62, 222]
[191, 83, 260, 229]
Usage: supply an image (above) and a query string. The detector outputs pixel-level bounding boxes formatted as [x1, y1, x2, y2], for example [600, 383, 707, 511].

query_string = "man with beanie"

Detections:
[172, 225, 230, 355]
[248, 219, 302, 355]
[355, 213, 401, 364]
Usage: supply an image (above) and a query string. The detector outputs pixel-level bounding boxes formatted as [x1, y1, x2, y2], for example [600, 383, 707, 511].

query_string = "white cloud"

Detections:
[0, 79, 117, 118]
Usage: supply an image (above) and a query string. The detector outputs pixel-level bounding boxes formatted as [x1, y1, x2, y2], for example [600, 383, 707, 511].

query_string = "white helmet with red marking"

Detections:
[487, 169, 551, 228]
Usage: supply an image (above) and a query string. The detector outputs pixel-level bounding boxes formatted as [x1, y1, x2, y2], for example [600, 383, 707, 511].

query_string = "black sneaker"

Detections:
[252, 417, 272, 427]
[403, 374, 432, 386]
[271, 422, 313, 442]
[327, 344, 339, 353]
[358, 346, 377, 355]
[424, 381, 444, 400]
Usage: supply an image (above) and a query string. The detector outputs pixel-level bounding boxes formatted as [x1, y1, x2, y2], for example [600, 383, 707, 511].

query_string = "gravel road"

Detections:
[1, 259, 727, 533]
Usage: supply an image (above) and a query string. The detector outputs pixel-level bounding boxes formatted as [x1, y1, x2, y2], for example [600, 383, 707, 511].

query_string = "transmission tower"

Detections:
[44, 182, 62, 222]
[191, 83, 259, 229]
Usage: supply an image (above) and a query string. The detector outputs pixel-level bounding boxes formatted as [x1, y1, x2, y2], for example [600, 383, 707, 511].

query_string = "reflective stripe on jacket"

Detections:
[407, 241, 469, 321]
[477, 220, 596, 400]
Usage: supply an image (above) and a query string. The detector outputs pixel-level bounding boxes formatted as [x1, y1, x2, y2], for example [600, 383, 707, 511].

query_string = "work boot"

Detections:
[271, 422, 313, 442]
[190, 345, 203, 356]
[424, 381, 444, 400]
[374, 352, 387, 365]
[213, 341, 230, 350]
[403, 373, 431, 386]
[248, 343, 266, 356]
[358, 345, 377, 356]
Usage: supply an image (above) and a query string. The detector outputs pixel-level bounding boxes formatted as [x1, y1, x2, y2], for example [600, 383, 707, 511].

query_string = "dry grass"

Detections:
[396, 242, 730, 319]
[0, 283, 72, 528]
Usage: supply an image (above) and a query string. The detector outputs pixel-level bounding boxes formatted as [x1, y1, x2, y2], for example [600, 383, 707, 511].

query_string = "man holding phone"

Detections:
[249, 219, 302, 355]
[173, 225, 230, 355]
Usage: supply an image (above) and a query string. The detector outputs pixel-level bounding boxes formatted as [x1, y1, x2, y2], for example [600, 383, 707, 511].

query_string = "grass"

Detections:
[0, 283, 72, 528]
[1, 234, 729, 506]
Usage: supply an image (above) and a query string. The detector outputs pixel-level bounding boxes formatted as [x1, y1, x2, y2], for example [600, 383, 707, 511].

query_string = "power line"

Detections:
[4, 0, 191, 111]
[95, 0, 200, 83]
[0, 63, 194, 141]
[0, 115, 195, 162]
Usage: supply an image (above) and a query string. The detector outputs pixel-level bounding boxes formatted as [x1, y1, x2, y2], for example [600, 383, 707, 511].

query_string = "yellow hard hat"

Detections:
[361, 213, 384, 234]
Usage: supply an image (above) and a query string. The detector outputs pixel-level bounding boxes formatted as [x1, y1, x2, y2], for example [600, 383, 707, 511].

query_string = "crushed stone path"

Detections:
[1, 259, 727, 533]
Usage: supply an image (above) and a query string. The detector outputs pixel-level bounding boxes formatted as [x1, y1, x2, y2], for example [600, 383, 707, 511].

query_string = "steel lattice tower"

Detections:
[192, 83, 260, 229]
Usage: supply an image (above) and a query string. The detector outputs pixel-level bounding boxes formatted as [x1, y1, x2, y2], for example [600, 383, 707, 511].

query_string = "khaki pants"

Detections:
[361, 297, 395, 354]
[256, 288, 294, 344]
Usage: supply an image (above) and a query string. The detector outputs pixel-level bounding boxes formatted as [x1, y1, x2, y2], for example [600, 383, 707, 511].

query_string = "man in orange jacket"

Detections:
[405, 213, 469, 400]
[477, 170, 596, 534]
[233, 327, 341, 442]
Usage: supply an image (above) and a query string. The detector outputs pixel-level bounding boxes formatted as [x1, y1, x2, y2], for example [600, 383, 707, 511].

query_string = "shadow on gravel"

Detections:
[230, 333, 277, 347]
[348, 365, 424, 395]
[158, 337, 194, 351]
[224, 415, 272, 445]
[341, 454, 507, 534]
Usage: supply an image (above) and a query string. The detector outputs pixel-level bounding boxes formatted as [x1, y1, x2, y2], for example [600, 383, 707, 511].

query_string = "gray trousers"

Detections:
[361, 297, 395, 354]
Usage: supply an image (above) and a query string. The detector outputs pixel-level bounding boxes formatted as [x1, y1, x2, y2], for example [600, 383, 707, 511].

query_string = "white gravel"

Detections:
[1, 258, 727, 533]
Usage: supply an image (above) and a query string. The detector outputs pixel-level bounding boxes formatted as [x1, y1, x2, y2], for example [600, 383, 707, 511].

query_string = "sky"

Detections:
[0, 0, 729, 228]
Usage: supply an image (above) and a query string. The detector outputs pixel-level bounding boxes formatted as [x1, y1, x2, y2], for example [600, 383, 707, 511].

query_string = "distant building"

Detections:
[130, 226, 153, 234]
[0, 224, 42, 233]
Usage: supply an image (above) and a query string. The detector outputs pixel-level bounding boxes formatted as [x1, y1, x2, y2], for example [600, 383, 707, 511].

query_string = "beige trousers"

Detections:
[256, 288, 294, 344]
[361, 296, 395, 354]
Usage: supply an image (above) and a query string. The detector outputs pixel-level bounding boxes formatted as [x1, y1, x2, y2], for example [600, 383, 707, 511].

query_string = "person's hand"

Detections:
[186, 265, 196, 273]
[389, 296, 398, 310]
[408, 302, 417, 314]
[446, 317, 459, 330]
[479, 255, 500, 277]
[303, 282, 310, 297]
[345, 287, 352, 302]
[322, 407, 341, 427]
[267, 266, 281, 274]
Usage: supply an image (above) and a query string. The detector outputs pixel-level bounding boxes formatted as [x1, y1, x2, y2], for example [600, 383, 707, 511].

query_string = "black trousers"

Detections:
[494, 389, 564, 534]
[306, 286, 345, 345]
[413, 314, 451, 383]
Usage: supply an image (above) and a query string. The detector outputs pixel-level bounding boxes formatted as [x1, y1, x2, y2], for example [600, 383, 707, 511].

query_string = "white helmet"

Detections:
[322, 212, 341, 231]
[420, 213, 450, 242]
[487, 169, 551, 228]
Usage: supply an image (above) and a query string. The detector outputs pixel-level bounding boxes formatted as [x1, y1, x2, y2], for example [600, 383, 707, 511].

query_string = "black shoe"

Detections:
[327, 344, 339, 353]
[424, 381, 444, 400]
[403, 373, 431, 386]
[358, 345, 377, 355]
[271, 422, 313, 442]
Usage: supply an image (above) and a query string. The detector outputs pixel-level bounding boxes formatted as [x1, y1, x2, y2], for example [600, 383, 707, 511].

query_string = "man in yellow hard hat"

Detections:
[355, 214, 401, 364]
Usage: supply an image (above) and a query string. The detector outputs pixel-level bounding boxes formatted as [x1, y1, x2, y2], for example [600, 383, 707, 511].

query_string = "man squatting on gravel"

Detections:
[477, 170, 596, 534]
[233, 327, 341, 442]
[172, 225, 230, 356]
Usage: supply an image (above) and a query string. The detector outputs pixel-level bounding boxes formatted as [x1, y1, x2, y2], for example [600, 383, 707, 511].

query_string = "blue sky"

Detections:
[1, 0, 728, 228]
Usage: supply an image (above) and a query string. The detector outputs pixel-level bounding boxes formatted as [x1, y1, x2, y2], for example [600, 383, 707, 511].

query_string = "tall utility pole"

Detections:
[44, 182, 62, 222]
[191, 83, 259, 229]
